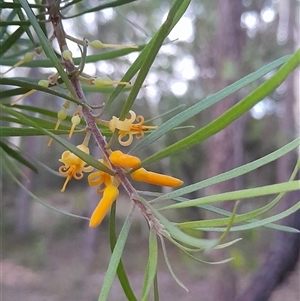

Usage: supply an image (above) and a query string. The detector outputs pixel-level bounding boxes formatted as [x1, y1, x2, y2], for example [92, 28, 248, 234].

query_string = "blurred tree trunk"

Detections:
[234, 1, 300, 300]
[204, 1, 245, 300]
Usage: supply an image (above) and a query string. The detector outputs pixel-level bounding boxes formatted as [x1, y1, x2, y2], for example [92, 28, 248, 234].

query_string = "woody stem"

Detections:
[46, 0, 153, 224]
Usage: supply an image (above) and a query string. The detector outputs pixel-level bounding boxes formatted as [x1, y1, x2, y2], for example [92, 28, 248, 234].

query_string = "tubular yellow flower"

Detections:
[109, 150, 141, 168]
[108, 110, 157, 146]
[131, 168, 183, 187]
[89, 184, 119, 228]
[59, 144, 93, 192]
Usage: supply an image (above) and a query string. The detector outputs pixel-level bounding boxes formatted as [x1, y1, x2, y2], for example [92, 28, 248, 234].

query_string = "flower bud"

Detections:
[131, 168, 183, 187]
[109, 150, 141, 168]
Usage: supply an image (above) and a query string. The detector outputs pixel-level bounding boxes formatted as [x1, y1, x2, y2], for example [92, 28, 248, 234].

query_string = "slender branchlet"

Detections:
[46, 0, 155, 224]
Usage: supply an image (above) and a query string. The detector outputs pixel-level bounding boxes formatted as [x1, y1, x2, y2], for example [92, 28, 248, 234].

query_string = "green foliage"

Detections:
[1, 0, 299, 300]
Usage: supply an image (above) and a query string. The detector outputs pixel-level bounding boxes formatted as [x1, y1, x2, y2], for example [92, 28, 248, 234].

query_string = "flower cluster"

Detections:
[50, 34, 182, 228]
[58, 138, 183, 227]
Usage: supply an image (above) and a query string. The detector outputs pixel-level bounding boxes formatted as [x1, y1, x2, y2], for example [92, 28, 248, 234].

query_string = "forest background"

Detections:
[1, 0, 299, 301]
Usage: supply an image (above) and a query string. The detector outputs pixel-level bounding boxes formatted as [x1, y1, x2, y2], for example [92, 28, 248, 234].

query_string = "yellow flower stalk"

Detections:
[89, 184, 119, 228]
[10, 79, 49, 106]
[109, 150, 141, 168]
[59, 143, 93, 192]
[1, 51, 35, 76]
[108, 110, 157, 146]
[131, 168, 183, 187]
[93, 77, 133, 88]
[47, 105, 68, 147]
[89, 40, 138, 50]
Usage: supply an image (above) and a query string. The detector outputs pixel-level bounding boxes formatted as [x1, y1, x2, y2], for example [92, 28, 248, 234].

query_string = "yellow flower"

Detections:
[131, 168, 183, 187]
[59, 144, 93, 192]
[89, 184, 119, 228]
[108, 110, 157, 146]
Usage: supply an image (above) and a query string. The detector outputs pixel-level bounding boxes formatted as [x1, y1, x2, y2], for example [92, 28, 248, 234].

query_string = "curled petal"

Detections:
[118, 132, 133, 146]
[135, 115, 144, 124]
[127, 110, 136, 123]
[88, 171, 105, 186]
[83, 165, 94, 173]
[73, 171, 84, 180]
[135, 131, 145, 140]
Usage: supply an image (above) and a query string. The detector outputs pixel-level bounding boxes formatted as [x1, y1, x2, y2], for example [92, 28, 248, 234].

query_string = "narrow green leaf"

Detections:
[153, 273, 159, 301]
[159, 235, 188, 292]
[177, 159, 300, 229]
[98, 203, 136, 301]
[161, 181, 300, 210]
[64, 0, 138, 18]
[214, 238, 243, 249]
[0, 2, 42, 9]
[2, 158, 89, 220]
[178, 194, 284, 229]
[105, 0, 191, 110]
[0, 128, 74, 137]
[18, 0, 78, 99]
[140, 49, 300, 165]
[0, 78, 86, 106]
[200, 202, 300, 232]
[109, 202, 138, 301]
[0, 26, 24, 56]
[151, 138, 300, 203]
[136, 196, 217, 249]
[138, 191, 298, 232]
[130, 55, 290, 155]
[1, 104, 114, 174]
[141, 230, 158, 301]
[174, 196, 299, 233]
[17, 7, 35, 45]
[0, 8, 18, 40]
[118, 0, 191, 121]
[0, 46, 145, 68]
[0, 139, 37, 172]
